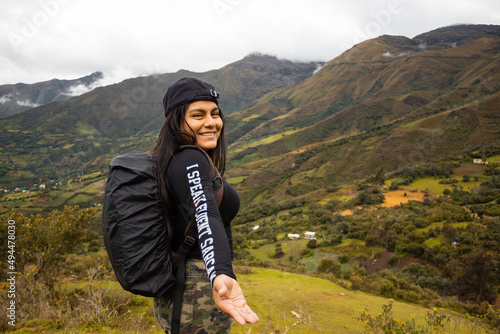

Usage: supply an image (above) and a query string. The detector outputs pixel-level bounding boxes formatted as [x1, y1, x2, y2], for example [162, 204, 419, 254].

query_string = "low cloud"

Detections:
[382, 51, 410, 57]
[64, 66, 139, 96]
[16, 99, 40, 108]
[0, 95, 12, 104]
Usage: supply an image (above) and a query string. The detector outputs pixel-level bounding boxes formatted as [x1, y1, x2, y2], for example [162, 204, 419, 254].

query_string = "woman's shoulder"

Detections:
[174, 146, 210, 161]
[169, 146, 212, 174]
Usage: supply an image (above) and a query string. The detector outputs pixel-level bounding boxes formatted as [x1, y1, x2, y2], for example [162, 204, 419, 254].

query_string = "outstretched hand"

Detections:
[212, 274, 260, 326]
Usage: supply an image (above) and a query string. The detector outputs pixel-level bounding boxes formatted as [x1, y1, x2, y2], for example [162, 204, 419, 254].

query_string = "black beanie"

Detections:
[162, 77, 219, 117]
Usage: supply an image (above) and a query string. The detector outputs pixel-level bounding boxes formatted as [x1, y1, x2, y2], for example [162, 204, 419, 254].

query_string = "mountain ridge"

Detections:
[221, 24, 500, 202]
[0, 54, 320, 186]
[0, 25, 499, 201]
[0, 71, 104, 118]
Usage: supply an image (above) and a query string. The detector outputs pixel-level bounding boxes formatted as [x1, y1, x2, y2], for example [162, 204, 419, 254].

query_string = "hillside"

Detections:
[0, 72, 103, 118]
[0, 54, 320, 187]
[224, 24, 500, 202]
[0, 24, 499, 332]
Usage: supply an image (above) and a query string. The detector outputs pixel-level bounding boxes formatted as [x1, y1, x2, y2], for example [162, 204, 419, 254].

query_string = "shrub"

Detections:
[316, 258, 341, 276]
[388, 254, 401, 266]
[338, 254, 350, 264]
[378, 279, 395, 297]
[355, 299, 451, 334]
[306, 239, 317, 249]
[300, 249, 313, 258]
[0, 206, 97, 292]
[389, 181, 399, 190]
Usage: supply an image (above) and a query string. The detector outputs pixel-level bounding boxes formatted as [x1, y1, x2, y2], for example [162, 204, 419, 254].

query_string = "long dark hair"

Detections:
[149, 104, 227, 238]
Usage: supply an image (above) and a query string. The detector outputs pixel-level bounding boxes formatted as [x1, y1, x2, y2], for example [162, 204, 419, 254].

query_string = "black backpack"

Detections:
[102, 146, 223, 333]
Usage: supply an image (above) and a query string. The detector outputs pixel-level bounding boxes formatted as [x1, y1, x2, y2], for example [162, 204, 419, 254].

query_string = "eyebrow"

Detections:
[187, 107, 220, 113]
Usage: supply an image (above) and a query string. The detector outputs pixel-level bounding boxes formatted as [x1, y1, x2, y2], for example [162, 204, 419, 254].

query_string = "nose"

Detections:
[204, 114, 216, 128]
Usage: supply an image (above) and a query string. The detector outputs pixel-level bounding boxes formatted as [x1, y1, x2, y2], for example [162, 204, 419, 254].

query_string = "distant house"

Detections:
[288, 234, 300, 240]
[39, 184, 46, 189]
[252, 225, 260, 231]
[304, 231, 316, 240]
[473, 159, 489, 165]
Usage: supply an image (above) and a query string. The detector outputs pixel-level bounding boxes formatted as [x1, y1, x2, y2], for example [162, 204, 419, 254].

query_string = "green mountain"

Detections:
[1, 24, 499, 199]
[0, 54, 320, 187]
[224, 24, 500, 202]
[0, 72, 103, 118]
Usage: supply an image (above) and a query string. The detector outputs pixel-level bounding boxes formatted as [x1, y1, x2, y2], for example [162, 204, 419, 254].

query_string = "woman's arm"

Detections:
[168, 148, 235, 282]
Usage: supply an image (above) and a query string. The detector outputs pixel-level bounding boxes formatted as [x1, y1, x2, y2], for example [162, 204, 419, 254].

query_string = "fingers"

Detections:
[225, 303, 260, 326]
[239, 305, 260, 324]
[212, 275, 260, 325]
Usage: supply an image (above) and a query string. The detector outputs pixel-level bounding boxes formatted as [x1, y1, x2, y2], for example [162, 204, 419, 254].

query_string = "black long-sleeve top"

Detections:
[167, 148, 238, 284]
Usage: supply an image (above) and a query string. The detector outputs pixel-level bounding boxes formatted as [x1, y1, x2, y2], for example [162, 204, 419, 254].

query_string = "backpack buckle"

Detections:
[183, 235, 196, 249]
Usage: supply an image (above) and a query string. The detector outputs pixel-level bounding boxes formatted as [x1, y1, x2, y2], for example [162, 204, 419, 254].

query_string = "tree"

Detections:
[317, 258, 341, 276]
[306, 239, 317, 249]
[0, 206, 97, 294]
[453, 251, 498, 304]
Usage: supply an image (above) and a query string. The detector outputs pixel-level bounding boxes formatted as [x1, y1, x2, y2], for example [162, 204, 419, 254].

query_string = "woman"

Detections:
[150, 77, 259, 333]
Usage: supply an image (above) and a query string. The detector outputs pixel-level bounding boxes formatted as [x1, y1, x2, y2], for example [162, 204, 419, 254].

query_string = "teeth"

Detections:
[200, 133, 215, 136]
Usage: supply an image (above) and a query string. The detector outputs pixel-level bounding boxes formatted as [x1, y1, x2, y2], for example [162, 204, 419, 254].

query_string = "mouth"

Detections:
[199, 132, 216, 137]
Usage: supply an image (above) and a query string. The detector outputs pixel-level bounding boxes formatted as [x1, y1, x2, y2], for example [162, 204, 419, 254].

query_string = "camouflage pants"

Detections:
[153, 259, 233, 334]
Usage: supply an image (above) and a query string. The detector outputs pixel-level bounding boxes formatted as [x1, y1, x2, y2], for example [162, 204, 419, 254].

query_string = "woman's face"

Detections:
[182, 100, 223, 151]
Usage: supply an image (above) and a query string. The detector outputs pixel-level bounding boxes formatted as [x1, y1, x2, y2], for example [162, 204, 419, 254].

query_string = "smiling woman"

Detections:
[148, 77, 259, 333]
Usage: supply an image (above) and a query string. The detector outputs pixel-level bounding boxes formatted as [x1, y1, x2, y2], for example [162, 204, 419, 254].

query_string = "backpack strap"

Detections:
[171, 229, 196, 334]
[171, 145, 224, 334]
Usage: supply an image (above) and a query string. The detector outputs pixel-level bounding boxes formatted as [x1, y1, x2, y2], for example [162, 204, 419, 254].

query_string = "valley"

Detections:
[0, 24, 499, 333]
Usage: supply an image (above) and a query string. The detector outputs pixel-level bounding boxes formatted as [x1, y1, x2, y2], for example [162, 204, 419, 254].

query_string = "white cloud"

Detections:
[382, 51, 409, 57]
[0, 94, 12, 104]
[16, 99, 40, 108]
[1, 0, 500, 85]
[64, 66, 138, 96]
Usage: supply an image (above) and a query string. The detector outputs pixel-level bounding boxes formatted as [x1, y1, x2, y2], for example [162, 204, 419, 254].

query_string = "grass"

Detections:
[242, 114, 261, 122]
[248, 239, 309, 261]
[5, 266, 489, 333]
[488, 154, 500, 163]
[231, 267, 475, 334]
[425, 235, 443, 247]
[230, 129, 301, 153]
[381, 189, 427, 207]
[400, 177, 483, 195]
[331, 238, 382, 258]
[298, 252, 338, 272]
[226, 176, 246, 185]
[0, 173, 105, 214]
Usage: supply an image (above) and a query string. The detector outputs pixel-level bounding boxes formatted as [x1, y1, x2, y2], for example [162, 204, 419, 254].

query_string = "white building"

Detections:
[304, 232, 316, 240]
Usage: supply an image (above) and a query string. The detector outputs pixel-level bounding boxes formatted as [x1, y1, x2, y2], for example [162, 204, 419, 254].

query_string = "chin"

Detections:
[197, 143, 217, 151]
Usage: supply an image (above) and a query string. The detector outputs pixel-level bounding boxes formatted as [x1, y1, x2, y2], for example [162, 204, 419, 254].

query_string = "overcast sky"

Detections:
[1, 0, 499, 87]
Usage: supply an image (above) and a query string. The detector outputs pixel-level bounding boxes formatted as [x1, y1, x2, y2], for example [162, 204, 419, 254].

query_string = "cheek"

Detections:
[182, 118, 198, 132]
